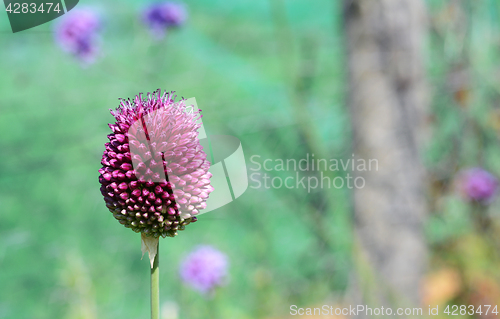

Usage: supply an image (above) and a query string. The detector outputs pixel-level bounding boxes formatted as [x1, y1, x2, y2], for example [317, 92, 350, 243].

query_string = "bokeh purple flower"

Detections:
[54, 9, 100, 65]
[179, 246, 228, 295]
[142, 2, 187, 39]
[99, 90, 213, 238]
[457, 167, 498, 204]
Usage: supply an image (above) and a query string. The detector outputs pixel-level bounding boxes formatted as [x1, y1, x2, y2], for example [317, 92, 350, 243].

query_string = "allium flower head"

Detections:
[54, 9, 100, 64]
[142, 2, 187, 38]
[457, 167, 498, 204]
[180, 246, 228, 295]
[99, 90, 213, 238]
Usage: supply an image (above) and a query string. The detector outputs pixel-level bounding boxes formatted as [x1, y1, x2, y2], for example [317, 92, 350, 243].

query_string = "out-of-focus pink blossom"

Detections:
[54, 9, 100, 65]
[142, 2, 187, 39]
[179, 246, 228, 295]
[457, 167, 498, 204]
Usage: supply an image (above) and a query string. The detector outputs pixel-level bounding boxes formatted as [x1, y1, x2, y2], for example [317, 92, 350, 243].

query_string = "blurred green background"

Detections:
[2, 0, 500, 318]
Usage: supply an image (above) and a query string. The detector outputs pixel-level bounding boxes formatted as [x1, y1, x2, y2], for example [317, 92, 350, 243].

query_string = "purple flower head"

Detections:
[99, 90, 214, 238]
[179, 246, 228, 295]
[54, 9, 100, 64]
[142, 2, 187, 38]
[457, 167, 498, 204]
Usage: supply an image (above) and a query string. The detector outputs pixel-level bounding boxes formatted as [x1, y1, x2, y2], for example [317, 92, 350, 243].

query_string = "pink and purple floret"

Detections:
[99, 90, 213, 238]
[142, 2, 187, 38]
[458, 167, 498, 204]
[180, 246, 229, 295]
[54, 9, 100, 64]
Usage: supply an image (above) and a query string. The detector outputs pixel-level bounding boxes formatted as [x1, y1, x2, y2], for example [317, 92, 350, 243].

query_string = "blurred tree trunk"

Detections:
[344, 0, 428, 315]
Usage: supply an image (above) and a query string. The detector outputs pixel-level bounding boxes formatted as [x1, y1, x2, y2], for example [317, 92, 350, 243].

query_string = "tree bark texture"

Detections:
[344, 0, 428, 315]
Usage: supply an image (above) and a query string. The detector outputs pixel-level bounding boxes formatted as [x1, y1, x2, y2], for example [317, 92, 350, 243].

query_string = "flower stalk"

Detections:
[151, 241, 159, 319]
[99, 90, 214, 317]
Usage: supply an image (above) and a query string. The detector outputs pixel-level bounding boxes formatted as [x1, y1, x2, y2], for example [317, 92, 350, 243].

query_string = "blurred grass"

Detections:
[424, 0, 500, 317]
[0, 0, 348, 318]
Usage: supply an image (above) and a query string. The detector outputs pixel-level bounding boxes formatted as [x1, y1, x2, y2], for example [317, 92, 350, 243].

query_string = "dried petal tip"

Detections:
[141, 233, 159, 268]
[99, 89, 213, 237]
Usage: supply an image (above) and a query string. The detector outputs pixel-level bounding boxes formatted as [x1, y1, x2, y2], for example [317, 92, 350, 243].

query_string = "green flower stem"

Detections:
[208, 290, 218, 319]
[151, 242, 160, 319]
